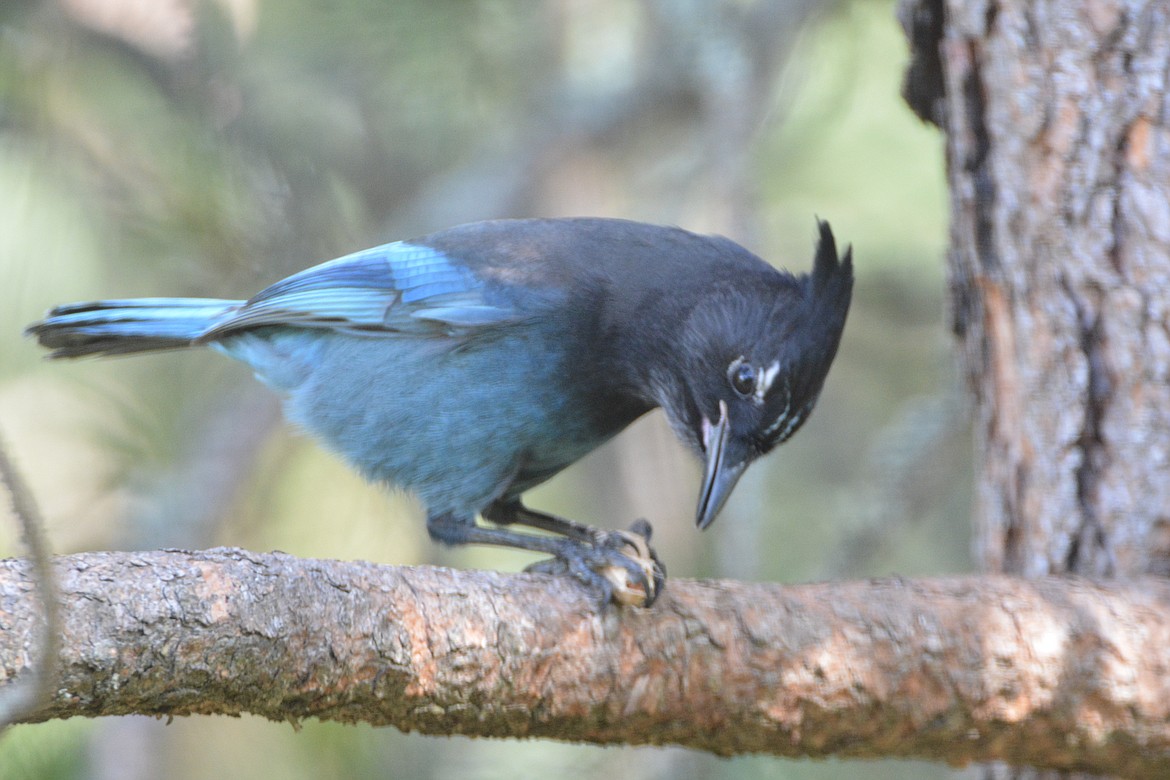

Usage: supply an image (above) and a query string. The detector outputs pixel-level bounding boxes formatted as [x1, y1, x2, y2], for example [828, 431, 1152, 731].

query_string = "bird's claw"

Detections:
[525, 519, 666, 608]
[594, 520, 666, 606]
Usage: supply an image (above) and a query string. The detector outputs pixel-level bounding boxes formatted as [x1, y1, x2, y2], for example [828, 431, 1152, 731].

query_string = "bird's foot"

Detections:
[526, 519, 666, 607]
[592, 519, 667, 606]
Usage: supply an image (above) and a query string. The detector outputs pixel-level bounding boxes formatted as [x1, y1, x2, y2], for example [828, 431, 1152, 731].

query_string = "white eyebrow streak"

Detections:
[755, 360, 781, 402]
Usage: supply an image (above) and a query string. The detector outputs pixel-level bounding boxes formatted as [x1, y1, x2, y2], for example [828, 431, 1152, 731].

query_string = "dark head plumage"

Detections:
[756, 218, 853, 451]
[654, 219, 853, 530]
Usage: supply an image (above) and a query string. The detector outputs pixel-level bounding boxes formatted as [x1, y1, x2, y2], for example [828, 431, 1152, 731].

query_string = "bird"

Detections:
[26, 217, 853, 607]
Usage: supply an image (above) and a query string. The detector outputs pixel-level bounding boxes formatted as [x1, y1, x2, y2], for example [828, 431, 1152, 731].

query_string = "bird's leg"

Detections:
[482, 502, 665, 606]
[483, 500, 599, 542]
[427, 510, 662, 607]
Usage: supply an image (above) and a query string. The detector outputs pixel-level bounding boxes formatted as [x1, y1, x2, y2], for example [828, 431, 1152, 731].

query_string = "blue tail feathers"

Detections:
[26, 298, 242, 358]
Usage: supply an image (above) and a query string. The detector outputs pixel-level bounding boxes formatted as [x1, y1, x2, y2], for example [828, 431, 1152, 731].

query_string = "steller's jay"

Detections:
[27, 217, 853, 607]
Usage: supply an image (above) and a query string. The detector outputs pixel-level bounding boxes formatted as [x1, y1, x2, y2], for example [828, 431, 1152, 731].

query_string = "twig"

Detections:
[0, 433, 60, 729]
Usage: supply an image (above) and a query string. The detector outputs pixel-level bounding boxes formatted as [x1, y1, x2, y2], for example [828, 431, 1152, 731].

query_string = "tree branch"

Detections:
[1, 549, 1168, 777]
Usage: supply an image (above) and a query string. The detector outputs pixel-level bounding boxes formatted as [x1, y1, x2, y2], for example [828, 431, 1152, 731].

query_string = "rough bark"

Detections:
[901, 1, 1170, 777]
[2, 549, 1170, 776]
[905, 0, 1170, 578]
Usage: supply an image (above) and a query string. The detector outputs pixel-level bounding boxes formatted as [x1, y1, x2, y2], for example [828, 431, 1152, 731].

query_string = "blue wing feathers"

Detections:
[246, 243, 475, 302]
[208, 289, 398, 334]
[411, 305, 525, 327]
[401, 279, 478, 303]
[248, 252, 394, 302]
[204, 242, 519, 337]
[31, 242, 527, 357]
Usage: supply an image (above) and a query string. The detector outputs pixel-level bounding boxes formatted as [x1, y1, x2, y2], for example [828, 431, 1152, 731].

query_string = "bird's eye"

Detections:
[728, 359, 757, 397]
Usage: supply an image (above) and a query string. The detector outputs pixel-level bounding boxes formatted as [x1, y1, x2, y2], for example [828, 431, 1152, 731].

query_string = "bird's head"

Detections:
[659, 220, 853, 530]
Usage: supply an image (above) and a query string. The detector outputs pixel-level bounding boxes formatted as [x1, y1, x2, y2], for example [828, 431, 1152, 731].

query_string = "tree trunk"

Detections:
[903, 0, 1170, 776]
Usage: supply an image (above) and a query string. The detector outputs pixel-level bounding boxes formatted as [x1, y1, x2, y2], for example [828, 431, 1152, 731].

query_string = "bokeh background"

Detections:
[0, 1, 973, 778]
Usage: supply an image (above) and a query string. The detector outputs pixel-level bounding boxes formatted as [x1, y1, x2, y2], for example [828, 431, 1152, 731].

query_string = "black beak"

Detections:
[696, 399, 748, 530]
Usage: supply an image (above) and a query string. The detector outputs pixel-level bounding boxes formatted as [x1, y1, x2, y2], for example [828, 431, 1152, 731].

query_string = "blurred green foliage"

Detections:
[0, 1, 971, 778]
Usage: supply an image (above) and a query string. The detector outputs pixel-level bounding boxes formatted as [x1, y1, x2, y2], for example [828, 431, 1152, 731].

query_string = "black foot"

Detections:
[526, 519, 666, 607]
